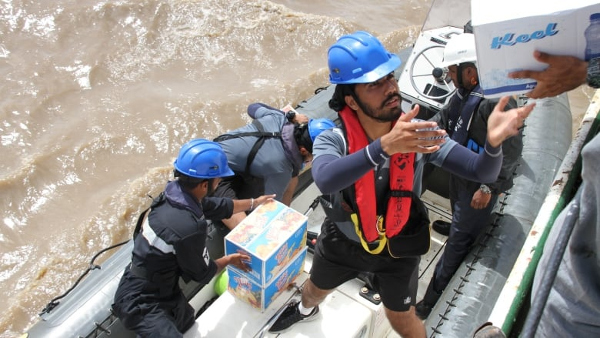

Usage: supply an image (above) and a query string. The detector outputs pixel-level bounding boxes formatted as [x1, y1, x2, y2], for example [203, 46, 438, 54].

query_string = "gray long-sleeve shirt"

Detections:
[217, 103, 301, 201]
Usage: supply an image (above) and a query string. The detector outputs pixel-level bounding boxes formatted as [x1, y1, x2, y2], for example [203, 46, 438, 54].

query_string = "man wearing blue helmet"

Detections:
[214, 103, 335, 229]
[112, 139, 274, 338]
[269, 31, 535, 337]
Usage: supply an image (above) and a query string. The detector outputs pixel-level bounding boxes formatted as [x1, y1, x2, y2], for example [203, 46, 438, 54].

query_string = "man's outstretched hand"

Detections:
[487, 96, 535, 147]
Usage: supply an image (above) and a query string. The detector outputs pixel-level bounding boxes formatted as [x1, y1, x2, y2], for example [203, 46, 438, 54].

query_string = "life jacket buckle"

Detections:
[376, 215, 385, 235]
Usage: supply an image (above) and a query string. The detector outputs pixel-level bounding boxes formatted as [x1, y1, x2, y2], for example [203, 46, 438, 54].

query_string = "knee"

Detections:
[385, 307, 425, 337]
[385, 307, 414, 325]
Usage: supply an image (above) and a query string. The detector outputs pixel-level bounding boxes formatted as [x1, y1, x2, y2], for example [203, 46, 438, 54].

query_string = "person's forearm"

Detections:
[231, 194, 276, 214]
[232, 198, 254, 214]
[312, 140, 387, 194]
[214, 256, 231, 274]
[247, 102, 277, 119]
[443, 141, 502, 183]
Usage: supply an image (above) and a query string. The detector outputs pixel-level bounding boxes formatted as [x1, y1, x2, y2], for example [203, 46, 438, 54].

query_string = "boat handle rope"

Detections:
[39, 239, 131, 316]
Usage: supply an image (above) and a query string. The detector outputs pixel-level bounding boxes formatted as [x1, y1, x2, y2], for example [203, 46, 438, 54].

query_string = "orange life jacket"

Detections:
[338, 106, 415, 243]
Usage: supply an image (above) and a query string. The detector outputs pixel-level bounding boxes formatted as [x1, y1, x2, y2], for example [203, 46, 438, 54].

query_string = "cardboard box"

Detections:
[224, 200, 307, 287]
[472, 0, 600, 98]
[227, 247, 307, 311]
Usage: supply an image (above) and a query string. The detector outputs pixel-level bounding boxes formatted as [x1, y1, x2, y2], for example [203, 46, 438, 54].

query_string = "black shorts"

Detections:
[310, 220, 420, 312]
[213, 171, 264, 200]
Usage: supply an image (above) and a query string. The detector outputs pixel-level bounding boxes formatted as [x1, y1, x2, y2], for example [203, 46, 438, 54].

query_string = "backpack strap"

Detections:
[214, 119, 282, 173]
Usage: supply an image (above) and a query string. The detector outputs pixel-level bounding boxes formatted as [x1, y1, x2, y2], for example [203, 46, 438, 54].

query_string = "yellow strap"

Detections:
[351, 214, 386, 254]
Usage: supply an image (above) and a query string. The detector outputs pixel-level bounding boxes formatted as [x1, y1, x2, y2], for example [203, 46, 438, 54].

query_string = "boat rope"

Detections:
[39, 238, 131, 316]
[39, 195, 157, 316]
[314, 86, 328, 94]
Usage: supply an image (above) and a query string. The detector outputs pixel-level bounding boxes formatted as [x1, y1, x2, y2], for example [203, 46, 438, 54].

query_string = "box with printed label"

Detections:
[472, 0, 600, 98]
[224, 200, 307, 287]
[227, 247, 307, 311]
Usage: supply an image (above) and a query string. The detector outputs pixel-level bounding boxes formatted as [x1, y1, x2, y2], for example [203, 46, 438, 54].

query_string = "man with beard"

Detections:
[268, 31, 534, 337]
[112, 139, 274, 338]
[415, 32, 523, 319]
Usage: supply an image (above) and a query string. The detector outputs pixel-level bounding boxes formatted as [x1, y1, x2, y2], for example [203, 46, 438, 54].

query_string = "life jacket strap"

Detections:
[351, 213, 386, 254]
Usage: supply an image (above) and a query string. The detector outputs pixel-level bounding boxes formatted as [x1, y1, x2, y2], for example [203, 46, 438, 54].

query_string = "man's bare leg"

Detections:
[385, 306, 426, 338]
[301, 279, 333, 308]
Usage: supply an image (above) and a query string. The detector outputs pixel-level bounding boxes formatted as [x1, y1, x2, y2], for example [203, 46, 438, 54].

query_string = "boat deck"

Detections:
[184, 183, 452, 338]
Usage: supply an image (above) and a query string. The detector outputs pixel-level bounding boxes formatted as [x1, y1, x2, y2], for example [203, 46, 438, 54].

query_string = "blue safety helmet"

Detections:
[173, 139, 234, 179]
[308, 118, 336, 142]
[328, 31, 401, 84]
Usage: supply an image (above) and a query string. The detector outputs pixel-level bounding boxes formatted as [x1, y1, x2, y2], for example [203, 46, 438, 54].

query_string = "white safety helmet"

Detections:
[441, 33, 477, 68]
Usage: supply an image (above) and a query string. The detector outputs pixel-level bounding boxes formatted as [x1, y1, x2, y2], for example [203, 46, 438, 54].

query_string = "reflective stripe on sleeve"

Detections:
[142, 217, 176, 254]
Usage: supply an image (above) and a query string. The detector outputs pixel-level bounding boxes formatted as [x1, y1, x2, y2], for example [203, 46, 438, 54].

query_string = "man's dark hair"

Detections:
[460, 62, 477, 70]
[173, 170, 207, 189]
[294, 123, 313, 153]
[328, 84, 356, 112]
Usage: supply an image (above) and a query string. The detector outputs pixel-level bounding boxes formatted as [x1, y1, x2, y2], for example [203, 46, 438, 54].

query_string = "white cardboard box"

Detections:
[472, 0, 600, 98]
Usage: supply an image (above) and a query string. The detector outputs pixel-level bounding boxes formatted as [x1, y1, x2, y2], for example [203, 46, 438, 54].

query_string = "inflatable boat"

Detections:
[25, 0, 588, 337]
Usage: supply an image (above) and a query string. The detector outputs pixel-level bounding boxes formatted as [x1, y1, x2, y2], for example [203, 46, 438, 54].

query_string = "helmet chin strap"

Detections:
[456, 63, 465, 90]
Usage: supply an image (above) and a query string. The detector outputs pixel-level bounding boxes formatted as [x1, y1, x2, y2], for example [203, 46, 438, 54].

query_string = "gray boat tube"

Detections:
[27, 241, 133, 337]
[424, 94, 573, 337]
